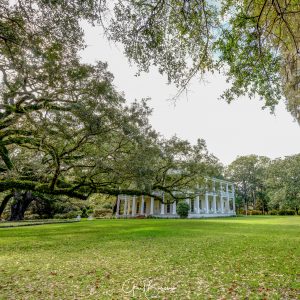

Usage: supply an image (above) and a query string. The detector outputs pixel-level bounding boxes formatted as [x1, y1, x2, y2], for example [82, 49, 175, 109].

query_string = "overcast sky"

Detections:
[80, 23, 300, 165]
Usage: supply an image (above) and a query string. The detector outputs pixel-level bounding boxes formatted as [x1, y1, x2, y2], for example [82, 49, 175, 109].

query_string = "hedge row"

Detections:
[238, 209, 297, 215]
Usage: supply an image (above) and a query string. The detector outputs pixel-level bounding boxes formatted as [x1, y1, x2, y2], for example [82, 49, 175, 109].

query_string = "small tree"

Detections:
[176, 202, 190, 219]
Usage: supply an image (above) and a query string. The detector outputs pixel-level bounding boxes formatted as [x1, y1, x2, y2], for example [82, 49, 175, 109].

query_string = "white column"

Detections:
[124, 195, 128, 216]
[116, 195, 120, 218]
[150, 197, 154, 215]
[220, 196, 224, 214]
[195, 195, 200, 214]
[205, 193, 209, 214]
[132, 196, 136, 217]
[226, 183, 230, 212]
[213, 194, 217, 214]
[161, 193, 165, 215]
[213, 180, 217, 213]
[140, 195, 145, 215]
[128, 196, 132, 215]
[172, 201, 177, 214]
[220, 182, 224, 214]
[232, 184, 236, 213]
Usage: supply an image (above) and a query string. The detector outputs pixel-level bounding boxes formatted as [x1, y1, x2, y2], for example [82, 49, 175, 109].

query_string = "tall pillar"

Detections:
[220, 196, 224, 214]
[140, 195, 145, 215]
[132, 196, 136, 217]
[116, 195, 120, 218]
[213, 194, 217, 213]
[220, 182, 224, 214]
[124, 195, 128, 216]
[226, 183, 230, 212]
[205, 193, 209, 213]
[213, 180, 217, 213]
[127, 196, 131, 215]
[161, 193, 165, 215]
[195, 195, 200, 214]
[232, 184, 236, 213]
[172, 201, 177, 214]
[150, 197, 154, 215]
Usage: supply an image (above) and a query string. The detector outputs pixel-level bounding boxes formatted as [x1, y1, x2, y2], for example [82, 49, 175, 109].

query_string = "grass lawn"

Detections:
[0, 216, 299, 299]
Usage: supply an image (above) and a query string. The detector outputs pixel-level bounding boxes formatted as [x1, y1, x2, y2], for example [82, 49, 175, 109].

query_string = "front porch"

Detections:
[116, 182, 236, 219]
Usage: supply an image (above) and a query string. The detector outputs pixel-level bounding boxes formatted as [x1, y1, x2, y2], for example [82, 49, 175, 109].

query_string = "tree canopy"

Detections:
[105, 0, 300, 122]
[3, 1, 299, 120]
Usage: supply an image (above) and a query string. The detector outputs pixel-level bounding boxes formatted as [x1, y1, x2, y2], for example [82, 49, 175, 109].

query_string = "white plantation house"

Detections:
[116, 178, 236, 218]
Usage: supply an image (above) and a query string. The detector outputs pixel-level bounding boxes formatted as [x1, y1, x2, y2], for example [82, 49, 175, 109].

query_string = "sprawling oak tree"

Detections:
[0, 0, 220, 220]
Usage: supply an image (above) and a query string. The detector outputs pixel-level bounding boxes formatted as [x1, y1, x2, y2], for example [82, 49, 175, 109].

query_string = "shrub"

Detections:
[65, 211, 81, 219]
[80, 207, 93, 218]
[93, 208, 112, 218]
[250, 210, 262, 215]
[278, 209, 295, 216]
[24, 213, 40, 220]
[238, 209, 246, 215]
[53, 213, 65, 219]
[176, 202, 190, 218]
[269, 210, 278, 215]
[102, 203, 113, 210]
[53, 211, 80, 219]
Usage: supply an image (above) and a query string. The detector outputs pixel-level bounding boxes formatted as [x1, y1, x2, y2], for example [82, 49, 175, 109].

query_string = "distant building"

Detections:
[116, 177, 236, 218]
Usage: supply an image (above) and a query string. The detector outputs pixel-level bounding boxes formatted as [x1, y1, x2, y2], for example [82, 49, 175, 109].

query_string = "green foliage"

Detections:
[24, 213, 40, 220]
[269, 210, 278, 215]
[226, 155, 270, 212]
[80, 207, 93, 218]
[106, 1, 300, 122]
[250, 210, 262, 216]
[93, 208, 112, 218]
[53, 211, 80, 219]
[228, 154, 300, 214]
[278, 210, 295, 216]
[266, 154, 300, 213]
[176, 201, 190, 218]
[102, 203, 113, 210]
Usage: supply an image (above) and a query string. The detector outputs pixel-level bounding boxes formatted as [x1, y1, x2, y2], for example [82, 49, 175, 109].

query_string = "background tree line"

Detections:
[227, 154, 300, 215]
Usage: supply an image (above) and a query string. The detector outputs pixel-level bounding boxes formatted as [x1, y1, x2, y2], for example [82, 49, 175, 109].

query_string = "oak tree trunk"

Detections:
[0, 193, 13, 218]
[9, 191, 34, 221]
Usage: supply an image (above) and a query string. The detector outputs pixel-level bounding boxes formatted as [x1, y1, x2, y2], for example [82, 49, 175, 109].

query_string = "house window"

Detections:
[143, 202, 146, 213]
[136, 202, 140, 214]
